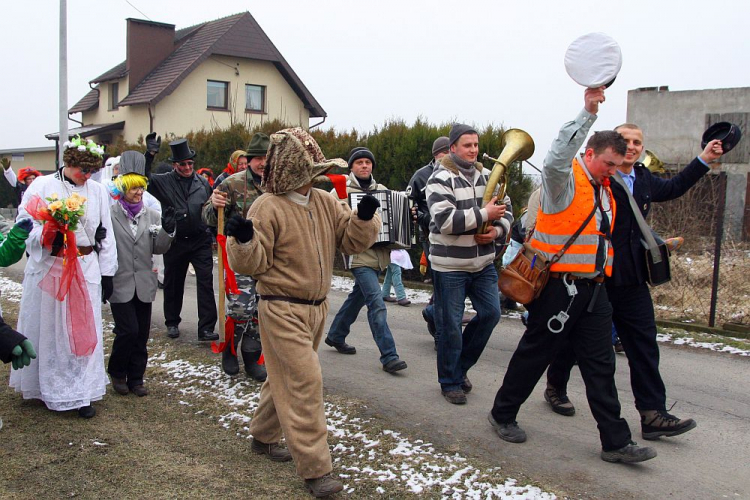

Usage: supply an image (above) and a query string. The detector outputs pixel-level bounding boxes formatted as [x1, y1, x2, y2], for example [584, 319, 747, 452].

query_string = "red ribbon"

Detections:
[25, 195, 97, 357]
[216, 234, 239, 294]
[326, 173, 348, 199]
[211, 317, 237, 355]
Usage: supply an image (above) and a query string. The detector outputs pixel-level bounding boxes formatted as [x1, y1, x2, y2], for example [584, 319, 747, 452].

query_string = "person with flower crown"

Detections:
[9, 135, 117, 419]
[225, 128, 381, 498]
[106, 151, 174, 397]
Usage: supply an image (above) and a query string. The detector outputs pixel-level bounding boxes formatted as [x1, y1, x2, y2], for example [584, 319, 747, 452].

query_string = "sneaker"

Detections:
[422, 309, 436, 339]
[251, 438, 292, 462]
[640, 410, 697, 440]
[601, 441, 657, 463]
[383, 359, 407, 374]
[461, 314, 473, 325]
[167, 326, 180, 339]
[544, 386, 576, 416]
[305, 474, 343, 498]
[442, 390, 467, 405]
[397, 298, 411, 306]
[487, 412, 527, 443]
[198, 330, 219, 341]
[383, 296, 398, 303]
[324, 337, 356, 355]
[461, 375, 473, 394]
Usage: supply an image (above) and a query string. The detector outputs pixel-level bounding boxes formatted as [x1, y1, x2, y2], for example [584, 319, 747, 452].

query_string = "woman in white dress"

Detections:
[9, 137, 117, 418]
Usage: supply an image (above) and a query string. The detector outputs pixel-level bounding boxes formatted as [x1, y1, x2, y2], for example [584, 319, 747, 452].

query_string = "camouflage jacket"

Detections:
[202, 170, 264, 227]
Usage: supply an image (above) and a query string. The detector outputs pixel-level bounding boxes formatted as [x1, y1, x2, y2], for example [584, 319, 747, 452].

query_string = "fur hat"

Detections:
[449, 124, 478, 147]
[432, 136, 450, 156]
[263, 128, 347, 195]
[245, 133, 270, 158]
[347, 147, 376, 169]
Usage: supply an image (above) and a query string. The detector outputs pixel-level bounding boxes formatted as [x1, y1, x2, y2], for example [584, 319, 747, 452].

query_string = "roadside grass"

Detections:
[657, 326, 750, 354]
[0, 297, 557, 499]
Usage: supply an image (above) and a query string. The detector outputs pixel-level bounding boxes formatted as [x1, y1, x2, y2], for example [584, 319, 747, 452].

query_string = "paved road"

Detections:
[5, 260, 749, 499]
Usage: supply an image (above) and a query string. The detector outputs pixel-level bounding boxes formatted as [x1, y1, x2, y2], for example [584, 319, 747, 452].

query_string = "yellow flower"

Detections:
[65, 198, 81, 212]
[49, 193, 59, 201]
[48, 200, 63, 213]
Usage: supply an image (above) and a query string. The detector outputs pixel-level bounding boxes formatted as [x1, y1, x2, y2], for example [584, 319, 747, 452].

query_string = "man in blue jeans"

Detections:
[325, 147, 407, 374]
[426, 124, 512, 404]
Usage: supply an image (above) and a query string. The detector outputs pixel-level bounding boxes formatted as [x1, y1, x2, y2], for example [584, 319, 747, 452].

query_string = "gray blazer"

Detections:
[110, 204, 173, 303]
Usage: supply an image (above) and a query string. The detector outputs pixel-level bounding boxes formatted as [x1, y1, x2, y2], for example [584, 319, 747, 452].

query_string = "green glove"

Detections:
[1, 158, 9, 170]
[10, 339, 36, 370]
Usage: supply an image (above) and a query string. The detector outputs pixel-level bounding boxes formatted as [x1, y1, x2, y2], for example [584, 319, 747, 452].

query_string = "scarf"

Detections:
[119, 198, 143, 220]
[355, 174, 373, 190]
[223, 162, 236, 176]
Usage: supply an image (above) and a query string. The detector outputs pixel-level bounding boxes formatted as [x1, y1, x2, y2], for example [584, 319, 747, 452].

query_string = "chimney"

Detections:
[126, 18, 176, 93]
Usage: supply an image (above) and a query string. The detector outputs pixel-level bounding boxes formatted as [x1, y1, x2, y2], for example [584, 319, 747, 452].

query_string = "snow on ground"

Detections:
[149, 347, 554, 499]
[657, 330, 750, 356]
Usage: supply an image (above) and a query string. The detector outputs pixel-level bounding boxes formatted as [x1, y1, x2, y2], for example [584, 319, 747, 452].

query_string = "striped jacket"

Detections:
[426, 155, 513, 272]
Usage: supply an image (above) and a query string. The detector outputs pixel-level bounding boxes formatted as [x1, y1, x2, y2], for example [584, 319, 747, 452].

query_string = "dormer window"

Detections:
[109, 82, 119, 110]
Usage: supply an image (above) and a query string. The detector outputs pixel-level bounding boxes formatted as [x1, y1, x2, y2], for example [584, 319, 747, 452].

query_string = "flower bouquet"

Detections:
[39, 192, 87, 231]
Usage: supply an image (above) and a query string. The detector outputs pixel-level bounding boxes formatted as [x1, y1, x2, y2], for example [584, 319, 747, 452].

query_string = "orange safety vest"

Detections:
[530, 158, 616, 276]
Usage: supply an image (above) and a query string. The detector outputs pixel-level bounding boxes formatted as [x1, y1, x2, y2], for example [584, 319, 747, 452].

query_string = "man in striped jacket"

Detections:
[426, 124, 512, 405]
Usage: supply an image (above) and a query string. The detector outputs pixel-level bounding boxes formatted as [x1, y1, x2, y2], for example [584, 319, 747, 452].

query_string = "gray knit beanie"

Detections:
[431, 136, 450, 156]
[449, 124, 478, 146]
[347, 147, 376, 169]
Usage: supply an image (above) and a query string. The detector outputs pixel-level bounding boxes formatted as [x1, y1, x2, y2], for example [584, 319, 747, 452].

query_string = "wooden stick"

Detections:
[217, 208, 226, 344]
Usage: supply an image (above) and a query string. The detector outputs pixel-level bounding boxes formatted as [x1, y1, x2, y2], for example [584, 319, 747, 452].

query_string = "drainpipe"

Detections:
[309, 116, 326, 130]
[148, 103, 154, 133]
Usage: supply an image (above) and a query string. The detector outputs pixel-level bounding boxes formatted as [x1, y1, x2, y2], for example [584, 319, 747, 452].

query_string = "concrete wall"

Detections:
[627, 86, 750, 240]
[80, 56, 310, 145]
[0, 149, 57, 173]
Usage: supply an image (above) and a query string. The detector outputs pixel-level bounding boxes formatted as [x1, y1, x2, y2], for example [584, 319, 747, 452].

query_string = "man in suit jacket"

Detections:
[545, 124, 725, 440]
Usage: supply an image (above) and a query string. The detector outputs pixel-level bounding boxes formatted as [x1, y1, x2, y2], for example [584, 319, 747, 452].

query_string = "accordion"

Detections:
[349, 190, 414, 249]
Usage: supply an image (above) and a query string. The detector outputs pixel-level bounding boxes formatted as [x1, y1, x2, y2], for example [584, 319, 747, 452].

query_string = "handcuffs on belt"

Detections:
[547, 273, 577, 333]
[547, 272, 603, 333]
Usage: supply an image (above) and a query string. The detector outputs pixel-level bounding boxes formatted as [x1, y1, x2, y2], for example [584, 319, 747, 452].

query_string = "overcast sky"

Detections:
[2, 0, 748, 170]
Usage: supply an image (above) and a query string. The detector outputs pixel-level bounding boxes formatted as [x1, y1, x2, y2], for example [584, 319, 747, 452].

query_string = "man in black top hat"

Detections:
[144, 136, 218, 341]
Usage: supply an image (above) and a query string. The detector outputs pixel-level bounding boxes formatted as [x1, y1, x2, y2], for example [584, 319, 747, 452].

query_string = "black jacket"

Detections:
[145, 156, 212, 238]
[407, 160, 437, 234]
[608, 158, 709, 287]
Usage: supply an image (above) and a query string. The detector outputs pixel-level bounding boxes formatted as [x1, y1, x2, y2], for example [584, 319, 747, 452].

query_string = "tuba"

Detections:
[479, 129, 535, 233]
[642, 149, 665, 174]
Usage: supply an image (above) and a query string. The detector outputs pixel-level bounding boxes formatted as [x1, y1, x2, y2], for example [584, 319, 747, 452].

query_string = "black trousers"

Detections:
[490, 277, 632, 451]
[163, 232, 217, 333]
[547, 283, 667, 411]
[108, 296, 152, 387]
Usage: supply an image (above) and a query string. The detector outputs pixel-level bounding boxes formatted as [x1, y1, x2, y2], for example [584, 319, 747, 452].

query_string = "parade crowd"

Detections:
[0, 85, 730, 497]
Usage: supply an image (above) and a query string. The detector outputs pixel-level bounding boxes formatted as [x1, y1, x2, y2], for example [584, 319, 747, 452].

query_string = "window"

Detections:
[245, 84, 266, 113]
[207, 80, 229, 110]
[109, 82, 119, 110]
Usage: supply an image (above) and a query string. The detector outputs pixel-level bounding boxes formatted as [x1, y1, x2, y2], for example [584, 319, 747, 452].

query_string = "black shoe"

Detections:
[442, 390, 467, 405]
[640, 410, 697, 440]
[324, 337, 356, 355]
[78, 405, 96, 419]
[614, 340, 625, 353]
[461, 375, 473, 394]
[157, 281, 165, 289]
[422, 309, 436, 339]
[167, 326, 180, 339]
[544, 386, 576, 416]
[222, 348, 240, 376]
[383, 359, 407, 374]
[198, 330, 219, 341]
[487, 412, 527, 443]
[244, 361, 268, 382]
[601, 441, 657, 463]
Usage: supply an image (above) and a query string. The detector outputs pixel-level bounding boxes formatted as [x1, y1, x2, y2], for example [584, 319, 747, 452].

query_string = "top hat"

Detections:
[168, 139, 197, 162]
[245, 133, 270, 157]
[701, 122, 742, 153]
[565, 32, 622, 88]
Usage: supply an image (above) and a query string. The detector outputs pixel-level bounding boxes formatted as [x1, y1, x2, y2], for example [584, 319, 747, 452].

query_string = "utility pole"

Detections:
[58, 0, 68, 168]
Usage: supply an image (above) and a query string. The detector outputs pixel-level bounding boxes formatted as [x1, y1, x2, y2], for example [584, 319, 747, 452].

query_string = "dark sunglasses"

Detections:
[80, 166, 102, 175]
[177, 160, 195, 167]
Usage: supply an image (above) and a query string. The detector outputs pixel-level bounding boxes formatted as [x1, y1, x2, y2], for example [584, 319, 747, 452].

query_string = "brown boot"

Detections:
[111, 377, 129, 396]
[640, 409, 697, 440]
[251, 438, 292, 462]
[304, 474, 343, 498]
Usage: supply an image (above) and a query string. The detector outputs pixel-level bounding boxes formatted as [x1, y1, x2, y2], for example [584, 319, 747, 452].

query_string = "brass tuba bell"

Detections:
[642, 149, 665, 174]
[479, 128, 535, 233]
